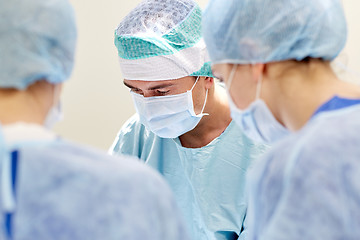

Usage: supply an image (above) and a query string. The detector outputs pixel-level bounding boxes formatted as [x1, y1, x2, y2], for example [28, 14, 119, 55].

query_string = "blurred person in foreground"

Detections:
[0, 0, 188, 239]
[203, 0, 360, 239]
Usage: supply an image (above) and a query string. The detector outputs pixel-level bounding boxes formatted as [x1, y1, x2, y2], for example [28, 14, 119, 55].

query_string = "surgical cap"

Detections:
[0, 0, 77, 90]
[202, 0, 347, 65]
[114, 0, 214, 81]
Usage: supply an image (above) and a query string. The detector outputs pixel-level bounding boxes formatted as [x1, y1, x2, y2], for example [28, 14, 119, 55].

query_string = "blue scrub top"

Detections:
[110, 114, 269, 240]
[313, 96, 360, 116]
[246, 97, 360, 240]
[0, 124, 188, 240]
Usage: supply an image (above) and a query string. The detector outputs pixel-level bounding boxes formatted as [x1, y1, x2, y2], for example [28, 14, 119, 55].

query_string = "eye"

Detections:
[213, 74, 224, 83]
[131, 88, 142, 94]
[217, 77, 224, 83]
[156, 89, 170, 95]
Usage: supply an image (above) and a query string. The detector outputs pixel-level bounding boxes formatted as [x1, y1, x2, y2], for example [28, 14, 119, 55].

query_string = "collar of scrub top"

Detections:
[1, 123, 57, 239]
[312, 95, 360, 117]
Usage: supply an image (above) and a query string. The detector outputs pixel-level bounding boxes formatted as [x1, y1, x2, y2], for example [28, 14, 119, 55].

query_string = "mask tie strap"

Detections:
[192, 76, 210, 117]
[190, 76, 200, 92]
[227, 64, 238, 89]
[255, 75, 263, 100]
[198, 89, 209, 116]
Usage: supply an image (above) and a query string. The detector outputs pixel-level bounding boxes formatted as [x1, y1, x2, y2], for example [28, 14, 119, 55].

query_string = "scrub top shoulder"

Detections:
[246, 104, 360, 240]
[110, 114, 269, 240]
[0, 123, 188, 240]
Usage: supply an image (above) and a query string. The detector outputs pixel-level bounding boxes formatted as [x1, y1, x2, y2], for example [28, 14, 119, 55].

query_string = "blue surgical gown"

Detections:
[246, 98, 360, 240]
[0, 123, 188, 240]
[110, 115, 269, 240]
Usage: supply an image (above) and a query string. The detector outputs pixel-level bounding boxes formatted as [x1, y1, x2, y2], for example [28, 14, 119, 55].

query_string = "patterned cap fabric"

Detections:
[114, 0, 214, 81]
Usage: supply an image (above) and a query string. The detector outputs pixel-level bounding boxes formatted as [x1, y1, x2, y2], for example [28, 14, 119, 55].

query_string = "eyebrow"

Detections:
[123, 81, 174, 90]
[148, 83, 174, 90]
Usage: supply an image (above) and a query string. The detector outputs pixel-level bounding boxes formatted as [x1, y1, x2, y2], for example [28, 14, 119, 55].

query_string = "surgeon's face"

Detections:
[212, 63, 259, 110]
[124, 76, 209, 115]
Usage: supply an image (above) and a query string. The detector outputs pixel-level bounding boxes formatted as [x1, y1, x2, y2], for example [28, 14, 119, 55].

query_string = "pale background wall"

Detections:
[55, 0, 360, 150]
[336, 0, 360, 83]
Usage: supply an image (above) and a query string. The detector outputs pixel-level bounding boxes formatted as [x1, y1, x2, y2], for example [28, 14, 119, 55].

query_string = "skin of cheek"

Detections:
[192, 78, 209, 115]
[231, 77, 258, 109]
[228, 64, 262, 110]
[213, 64, 253, 110]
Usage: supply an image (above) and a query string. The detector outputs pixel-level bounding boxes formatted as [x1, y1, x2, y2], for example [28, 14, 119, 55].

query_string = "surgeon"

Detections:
[0, 0, 189, 239]
[203, 0, 360, 239]
[109, 0, 269, 239]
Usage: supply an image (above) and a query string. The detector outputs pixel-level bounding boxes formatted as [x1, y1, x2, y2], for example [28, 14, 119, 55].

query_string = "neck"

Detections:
[0, 92, 44, 125]
[179, 84, 232, 148]
[266, 60, 360, 131]
[0, 80, 55, 126]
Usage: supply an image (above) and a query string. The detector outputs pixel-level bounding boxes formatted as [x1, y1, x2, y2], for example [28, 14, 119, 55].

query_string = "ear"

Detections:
[251, 64, 265, 83]
[203, 76, 214, 90]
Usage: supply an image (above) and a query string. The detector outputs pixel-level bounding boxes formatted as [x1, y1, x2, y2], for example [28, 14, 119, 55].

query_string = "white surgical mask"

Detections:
[226, 65, 289, 144]
[44, 102, 63, 129]
[131, 77, 208, 138]
[43, 86, 64, 129]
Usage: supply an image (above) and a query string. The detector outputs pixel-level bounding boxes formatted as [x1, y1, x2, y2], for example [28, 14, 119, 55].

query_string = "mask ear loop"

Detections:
[191, 76, 209, 117]
[43, 85, 63, 128]
[199, 89, 209, 116]
[225, 64, 238, 109]
[190, 76, 200, 92]
[255, 74, 263, 100]
[227, 64, 238, 90]
[45, 85, 61, 118]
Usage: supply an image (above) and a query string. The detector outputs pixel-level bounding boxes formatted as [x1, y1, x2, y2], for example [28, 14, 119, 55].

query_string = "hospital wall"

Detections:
[55, 0, 360, 150]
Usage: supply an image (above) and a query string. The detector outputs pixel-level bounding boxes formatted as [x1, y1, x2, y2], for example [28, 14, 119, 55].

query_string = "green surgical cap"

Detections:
[114, 0, 214, 81]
